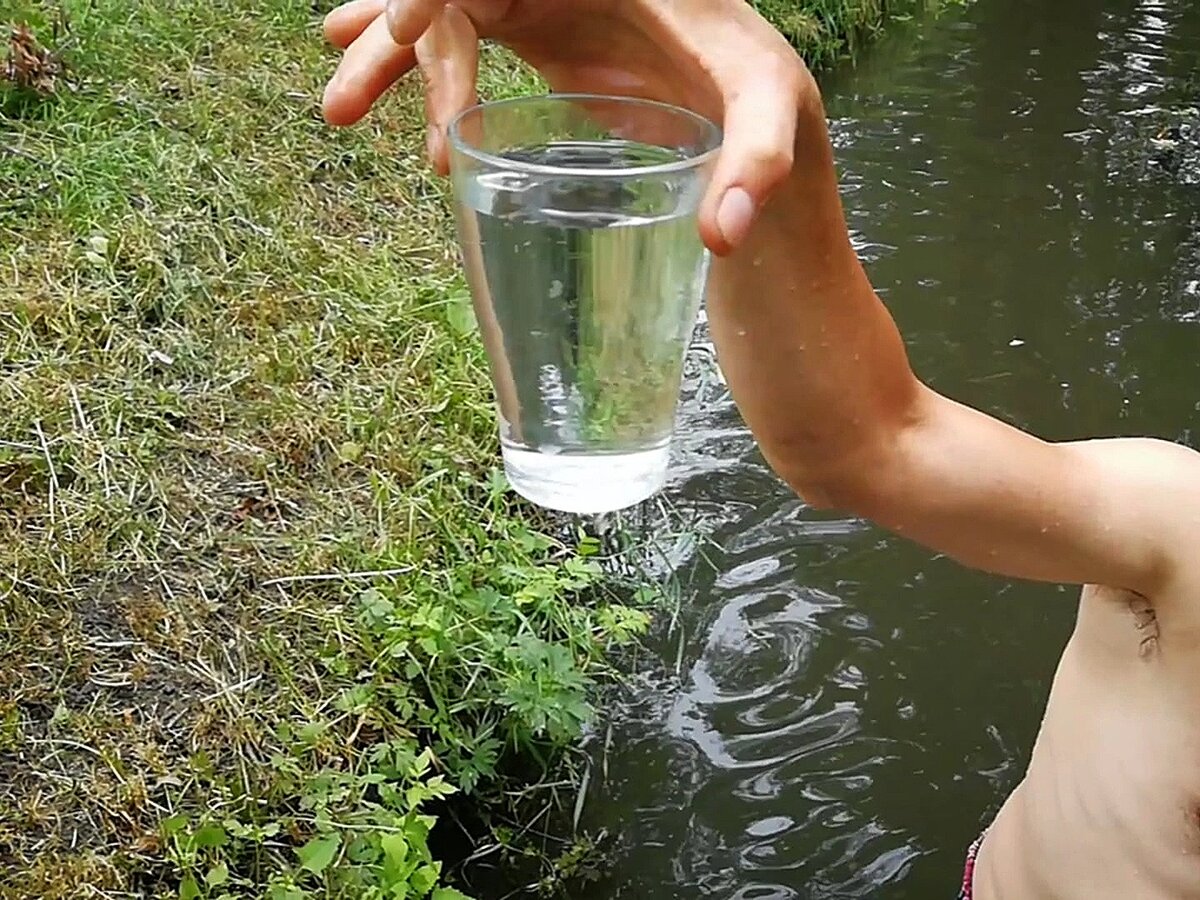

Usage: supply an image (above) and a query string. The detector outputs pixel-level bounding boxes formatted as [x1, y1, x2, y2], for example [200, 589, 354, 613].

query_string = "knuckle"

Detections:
[770, 51, 801, 80]
[765, 50, 815, 102]
[747, 142, 793, 184]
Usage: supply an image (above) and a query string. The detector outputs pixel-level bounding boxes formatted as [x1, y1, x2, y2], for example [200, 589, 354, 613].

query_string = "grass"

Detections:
[2, 1, 941, 897]
[1, 3, 654, 897]
[751, 0, 957, 67]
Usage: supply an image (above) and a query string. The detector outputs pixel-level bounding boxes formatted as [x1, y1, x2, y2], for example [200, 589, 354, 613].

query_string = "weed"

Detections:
[751, 0, 967, 68]
[4, 21, 64, 94]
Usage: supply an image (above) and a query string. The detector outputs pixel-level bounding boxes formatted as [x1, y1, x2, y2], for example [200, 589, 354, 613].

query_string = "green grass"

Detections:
[0, 4, 651, 897]
[2, 1, 938, 897]
[751, 0, 958, 67]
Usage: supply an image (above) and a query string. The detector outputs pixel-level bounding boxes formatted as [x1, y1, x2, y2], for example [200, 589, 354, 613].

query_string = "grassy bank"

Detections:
[3, 1, 923, 897]
[753, 0, 927, 67]
[1, 4, 649, 897]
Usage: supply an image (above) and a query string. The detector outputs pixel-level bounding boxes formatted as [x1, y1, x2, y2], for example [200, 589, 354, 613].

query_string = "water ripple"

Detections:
[566, 1, 1200, 898]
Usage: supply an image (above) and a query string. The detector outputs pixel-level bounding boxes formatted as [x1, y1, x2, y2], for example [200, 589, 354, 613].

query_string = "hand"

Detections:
[321, 0, 819, 255]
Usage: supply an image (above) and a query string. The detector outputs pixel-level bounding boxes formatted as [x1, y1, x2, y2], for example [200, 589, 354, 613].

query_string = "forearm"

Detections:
[707, 92, 921, 504]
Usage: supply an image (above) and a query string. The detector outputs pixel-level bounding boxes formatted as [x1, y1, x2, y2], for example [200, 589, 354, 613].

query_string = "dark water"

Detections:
[575, 0, 1200, 897]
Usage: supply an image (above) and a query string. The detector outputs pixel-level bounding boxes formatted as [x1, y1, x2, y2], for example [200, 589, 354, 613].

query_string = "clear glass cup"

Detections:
[448, 94, 721, 514]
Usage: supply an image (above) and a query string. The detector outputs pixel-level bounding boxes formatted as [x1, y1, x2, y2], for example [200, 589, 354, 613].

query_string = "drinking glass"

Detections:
[448, 94, 721, 513]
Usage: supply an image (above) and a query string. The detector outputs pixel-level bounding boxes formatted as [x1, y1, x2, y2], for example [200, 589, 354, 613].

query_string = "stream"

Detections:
[574, 0, 1200, 896]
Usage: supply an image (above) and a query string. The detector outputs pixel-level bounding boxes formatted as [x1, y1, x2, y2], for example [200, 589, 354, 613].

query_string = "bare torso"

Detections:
[975, 582, 1200, 899]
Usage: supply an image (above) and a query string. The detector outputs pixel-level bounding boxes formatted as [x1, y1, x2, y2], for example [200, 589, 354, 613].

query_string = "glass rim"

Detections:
[447, 93, 723, 178]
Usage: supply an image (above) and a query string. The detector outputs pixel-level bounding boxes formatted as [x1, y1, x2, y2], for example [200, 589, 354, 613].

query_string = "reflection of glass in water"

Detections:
[456, 140, 710, 513]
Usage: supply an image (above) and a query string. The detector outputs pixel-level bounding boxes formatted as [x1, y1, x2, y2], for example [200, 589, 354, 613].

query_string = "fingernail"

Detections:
[715, 187, 753, 248]
[385, 0, 405, 42]
[716, 187, 755, 248]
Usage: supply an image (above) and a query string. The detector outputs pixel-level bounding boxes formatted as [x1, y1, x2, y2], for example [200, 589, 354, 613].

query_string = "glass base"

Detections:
[502, 444, 669, 514]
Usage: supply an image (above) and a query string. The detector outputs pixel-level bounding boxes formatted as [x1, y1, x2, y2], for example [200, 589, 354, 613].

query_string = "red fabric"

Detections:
[959, 832, 986, 900]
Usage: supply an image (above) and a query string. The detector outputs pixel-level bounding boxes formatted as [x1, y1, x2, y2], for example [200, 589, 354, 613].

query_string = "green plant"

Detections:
[750, 0, 969, 68]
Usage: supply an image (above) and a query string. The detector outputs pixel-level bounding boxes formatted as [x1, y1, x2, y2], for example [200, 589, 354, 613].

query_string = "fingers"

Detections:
[698, 61, 802, 256]
[387, 0, 447, 45]
[324, 0, 386, 49]
[323, 12, 418, 126]
[415, 4, 479, 174]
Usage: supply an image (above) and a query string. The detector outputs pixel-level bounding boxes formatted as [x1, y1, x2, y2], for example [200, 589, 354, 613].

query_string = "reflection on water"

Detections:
[563, 0, 1200, 897]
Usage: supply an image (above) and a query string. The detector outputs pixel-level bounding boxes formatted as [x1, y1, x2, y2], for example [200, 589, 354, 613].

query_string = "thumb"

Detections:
[698, 71, 800, 256]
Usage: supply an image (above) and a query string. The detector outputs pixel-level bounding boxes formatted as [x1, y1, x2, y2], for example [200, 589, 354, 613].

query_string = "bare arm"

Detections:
[708, 85, 1200, 596]
[319, 0, 1199, 593]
